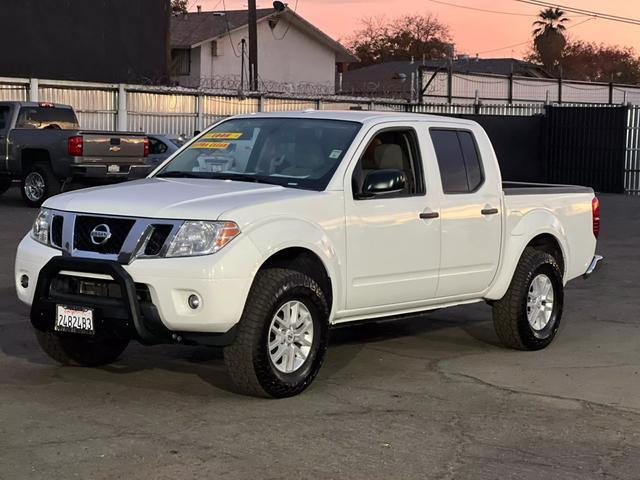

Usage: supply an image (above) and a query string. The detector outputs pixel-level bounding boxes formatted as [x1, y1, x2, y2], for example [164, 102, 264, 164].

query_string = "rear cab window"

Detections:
[430, 128, 484, 194]
[15, 106, 79, 129]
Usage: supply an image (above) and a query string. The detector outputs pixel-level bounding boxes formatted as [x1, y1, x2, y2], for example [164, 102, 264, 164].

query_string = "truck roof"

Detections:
[230, 109, 477, 126]
[0, 101, 73, 109]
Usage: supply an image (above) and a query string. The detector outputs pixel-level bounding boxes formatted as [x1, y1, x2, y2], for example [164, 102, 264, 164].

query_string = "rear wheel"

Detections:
[492, 247, 564, 350]
[21, 163, 60, 207]
[35, 330, 129, 367]
[224, 268, 330, 398]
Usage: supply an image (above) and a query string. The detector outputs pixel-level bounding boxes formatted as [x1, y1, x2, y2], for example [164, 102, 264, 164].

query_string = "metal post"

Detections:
[474, 90, 481, 114]
[337, 72, 343, 94]
[197, 94, 204, 132]
[240, 39, 246, 93]
[248, 0, 258, 91]
[29, 78, 39, 102]
[117, 84, 127, 132]
[558, 76, 562, 104]
[508, 73, 513, 104]
[410, 71, 416, 102]
[258, 95, 265, 112]
[609, 82, 614, 104]
[447, 66, 453, 104]
[316, 99, 322, 110]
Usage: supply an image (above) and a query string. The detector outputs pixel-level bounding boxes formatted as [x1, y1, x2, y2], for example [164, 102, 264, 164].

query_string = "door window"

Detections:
[149, 137, 168, 155]
[430, 129, 484, 194]
[0, 106, 10, 132]
[352, 129, 425, 199]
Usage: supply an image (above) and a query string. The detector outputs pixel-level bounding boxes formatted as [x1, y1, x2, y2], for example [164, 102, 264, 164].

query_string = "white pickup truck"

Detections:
[15, 111, 602, 397]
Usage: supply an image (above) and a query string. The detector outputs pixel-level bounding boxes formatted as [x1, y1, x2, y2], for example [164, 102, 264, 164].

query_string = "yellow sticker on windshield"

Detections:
[191, 141, 230, 149]
[202, 132, 242, 140]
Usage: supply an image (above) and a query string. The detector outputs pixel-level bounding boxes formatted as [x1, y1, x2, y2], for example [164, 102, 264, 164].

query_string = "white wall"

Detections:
[197, 18, 337, 89]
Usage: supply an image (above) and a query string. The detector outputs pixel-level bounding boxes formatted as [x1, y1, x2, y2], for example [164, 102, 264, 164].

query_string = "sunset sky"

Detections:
[192, 0, 640, 58]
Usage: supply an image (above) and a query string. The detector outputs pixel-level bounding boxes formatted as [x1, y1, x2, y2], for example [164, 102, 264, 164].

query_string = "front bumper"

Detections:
[16, 235, 258, 342]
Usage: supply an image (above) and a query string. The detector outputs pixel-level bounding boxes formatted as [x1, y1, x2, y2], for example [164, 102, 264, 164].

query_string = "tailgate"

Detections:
[81, 132, 146, 160]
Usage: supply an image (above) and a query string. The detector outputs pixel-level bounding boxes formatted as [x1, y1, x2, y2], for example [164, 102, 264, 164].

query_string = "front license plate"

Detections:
[108, 164, 120, 173]
[55, 305, 95, 335]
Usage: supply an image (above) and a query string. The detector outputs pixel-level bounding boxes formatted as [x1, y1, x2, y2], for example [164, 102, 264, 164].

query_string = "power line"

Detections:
[512, 0, 640, 26]
[476, 16, 596, 55]
[427, 0, 539, 17]
[221, 0, 241, 57]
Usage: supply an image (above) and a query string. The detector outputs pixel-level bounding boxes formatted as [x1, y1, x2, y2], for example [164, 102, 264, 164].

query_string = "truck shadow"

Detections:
[1, 300, 501, 397]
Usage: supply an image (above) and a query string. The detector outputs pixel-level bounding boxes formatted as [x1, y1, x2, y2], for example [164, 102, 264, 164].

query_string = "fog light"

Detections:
[20, 275, 29, 288]
[187, 294, 201, 310]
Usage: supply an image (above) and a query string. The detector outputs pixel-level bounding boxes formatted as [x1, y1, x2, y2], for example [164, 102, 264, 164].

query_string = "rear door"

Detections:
[429, 128, 502, 298]
[344, 124, 441, 312]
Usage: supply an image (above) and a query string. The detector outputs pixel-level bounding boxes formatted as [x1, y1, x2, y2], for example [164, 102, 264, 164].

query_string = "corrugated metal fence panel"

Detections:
[202, 95, 260, 126]
[127, 91, 197, 135]
[262, 98, 317, 112]
[39, 86, 116, 130]
[513, 78, 559, 103]
[0, 84, 27, 101]
[320, 101, 370, 111]
[452, 74, 510, 101]
[371, 102, 407, 112]
[625, 107, 640, 194]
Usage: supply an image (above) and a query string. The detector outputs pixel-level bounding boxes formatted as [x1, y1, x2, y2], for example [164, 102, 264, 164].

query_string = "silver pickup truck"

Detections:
[0, 101, 150, 207]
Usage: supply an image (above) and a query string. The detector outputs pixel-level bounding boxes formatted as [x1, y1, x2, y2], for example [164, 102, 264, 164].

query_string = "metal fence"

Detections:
[420, 68, 640, 106]
[1, 75, 640, 194]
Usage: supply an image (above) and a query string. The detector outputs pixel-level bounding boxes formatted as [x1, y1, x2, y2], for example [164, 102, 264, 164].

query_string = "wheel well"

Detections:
[259, 247, 333, 313]
[527, 234, 565, 274]
[21, 149, 51, 172]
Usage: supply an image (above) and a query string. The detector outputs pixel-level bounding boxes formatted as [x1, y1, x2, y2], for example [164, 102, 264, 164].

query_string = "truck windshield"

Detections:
[15, 107, 79, 129]
[155, 118, 361, 190]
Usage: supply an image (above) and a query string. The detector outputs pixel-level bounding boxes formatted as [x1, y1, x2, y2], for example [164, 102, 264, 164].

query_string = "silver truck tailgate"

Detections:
[81, 133, 146, 160]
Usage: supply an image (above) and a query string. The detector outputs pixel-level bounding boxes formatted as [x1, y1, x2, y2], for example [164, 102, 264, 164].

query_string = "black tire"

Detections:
[34, 330, 129, 367]
[492, 247, 564, 351]
[0, 178, 12, 196]
[224, 268, 330, 398]
[21, 163, 61, 208]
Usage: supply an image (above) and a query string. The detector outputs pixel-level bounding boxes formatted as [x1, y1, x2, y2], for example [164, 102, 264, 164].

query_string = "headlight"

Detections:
[31, 208, 51, 246]
[165, 221, 240, 257]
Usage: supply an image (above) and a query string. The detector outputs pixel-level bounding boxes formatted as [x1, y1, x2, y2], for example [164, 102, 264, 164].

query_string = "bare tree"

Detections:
[171, 0, 188, 14]
[346, 14, 454, 67]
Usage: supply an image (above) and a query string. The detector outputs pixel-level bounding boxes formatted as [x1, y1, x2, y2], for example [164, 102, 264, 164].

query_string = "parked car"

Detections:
[146, 134, 180, 167]
[16, 111, 602, 398]
[0, 101, 151, 207]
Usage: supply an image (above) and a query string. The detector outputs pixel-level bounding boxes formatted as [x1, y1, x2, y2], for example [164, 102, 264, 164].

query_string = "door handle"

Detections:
[420, 212, 439, 220]
[481, 208, 499, 215]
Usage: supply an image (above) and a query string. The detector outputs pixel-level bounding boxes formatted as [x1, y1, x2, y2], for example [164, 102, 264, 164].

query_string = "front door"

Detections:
[344, 126, 440, 312]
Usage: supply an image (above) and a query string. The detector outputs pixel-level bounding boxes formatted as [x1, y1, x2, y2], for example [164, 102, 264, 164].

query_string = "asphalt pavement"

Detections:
[0, 188, 638, 480]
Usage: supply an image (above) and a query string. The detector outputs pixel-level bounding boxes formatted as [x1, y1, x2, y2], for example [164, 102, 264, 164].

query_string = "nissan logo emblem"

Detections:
[90, 224, 112, 245]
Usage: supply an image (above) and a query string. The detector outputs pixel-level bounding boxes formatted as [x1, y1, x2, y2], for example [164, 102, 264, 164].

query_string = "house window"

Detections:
[170, 49, 191, 76]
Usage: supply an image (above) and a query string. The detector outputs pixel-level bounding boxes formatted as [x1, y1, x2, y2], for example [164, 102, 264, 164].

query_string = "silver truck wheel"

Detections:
[492, 247, 564, 350]
[21, 163, 61, 208]
[24, 172, 46, 202]
[224, 268, 329, 398]
[268, 300, 314, 374]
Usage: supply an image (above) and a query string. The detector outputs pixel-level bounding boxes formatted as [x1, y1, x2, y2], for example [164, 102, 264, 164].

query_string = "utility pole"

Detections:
[248, 0, 258, 91]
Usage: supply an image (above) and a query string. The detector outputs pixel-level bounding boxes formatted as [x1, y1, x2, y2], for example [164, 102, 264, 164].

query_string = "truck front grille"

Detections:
[51, 215, 64, 248]
[144, 224, 173, 256]
[74, 215, 135, 254]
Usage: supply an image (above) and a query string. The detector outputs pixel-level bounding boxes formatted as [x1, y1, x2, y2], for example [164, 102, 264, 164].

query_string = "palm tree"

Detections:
[533, 8, 569, 75]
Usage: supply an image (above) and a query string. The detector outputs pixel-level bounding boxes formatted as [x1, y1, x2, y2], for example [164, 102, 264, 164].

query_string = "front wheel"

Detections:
[492, 247, 564, 350]
[35, 330, 129, 367]
[224, 268, 330, 398]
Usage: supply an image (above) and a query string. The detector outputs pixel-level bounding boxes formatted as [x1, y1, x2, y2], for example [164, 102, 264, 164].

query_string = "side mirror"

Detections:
[361, 169, 407, 196]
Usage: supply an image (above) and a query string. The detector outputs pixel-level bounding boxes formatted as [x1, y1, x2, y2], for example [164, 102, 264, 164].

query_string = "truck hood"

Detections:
[44, 178, 318, 220]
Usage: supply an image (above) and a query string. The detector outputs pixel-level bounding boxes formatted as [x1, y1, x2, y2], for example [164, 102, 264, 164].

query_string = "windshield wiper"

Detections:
[155, 171, 206, 179]
[207, 173, 283, 186]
